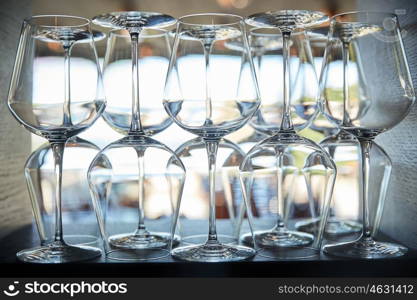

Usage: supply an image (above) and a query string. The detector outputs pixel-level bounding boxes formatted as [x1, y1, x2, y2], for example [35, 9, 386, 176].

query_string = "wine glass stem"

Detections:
[359, 138, 373, 240]
[63, 46, 73, 127]
[129, 32, 144, 134]
[203, 43, 213, 123]
[256, 52, 263, 78]
[135, 148, 148, 235]
[51, 141, 66, 245]
[275, 148, 286, 231]
[280, 31, 294, 131]
[205, 139, 219, 243]
[342, 42, 350, 125]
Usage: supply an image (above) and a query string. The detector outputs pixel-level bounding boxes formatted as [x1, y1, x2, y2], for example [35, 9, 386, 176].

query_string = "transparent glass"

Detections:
[320, 12, 415, 258]
[88, 136, 185, 261]
[89, 11, 184, 261]
[170, 138, 248, 247]
[8, 15, 105, 263]
[304, 26, 339, 138]
[240, 10, 335, 260]
[246, 28, 320, 135]
[296, 132, 362, 237]
[164, 13, 260, 262]
[102, 29, 173, 135]
[25, 138, 103, 248]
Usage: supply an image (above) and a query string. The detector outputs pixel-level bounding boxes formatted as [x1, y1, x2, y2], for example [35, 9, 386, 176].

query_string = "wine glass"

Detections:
[240, 10, 336, 259]
[8, 15, 105, 263]
[88, 12, 185, 261]
[169, 137, 247, 246]
[163, 13, 260, 262]
[101, 28, 174, 135]
[25, 137, 105, 248]
[320, 12, 415, 258]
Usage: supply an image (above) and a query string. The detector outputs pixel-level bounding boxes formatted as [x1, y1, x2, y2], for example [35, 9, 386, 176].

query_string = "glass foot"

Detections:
[106, 248, 170, 261]
[323, 238, 407, 259]
[171, 242, 256, 262]
[109, 232, 178, 249]
[242, 230, 314, 248]
[296, 218, 361, 236]
[258, 246, 319, 260]
[182, 234, 237, 245]
[16, 244, 101, 263]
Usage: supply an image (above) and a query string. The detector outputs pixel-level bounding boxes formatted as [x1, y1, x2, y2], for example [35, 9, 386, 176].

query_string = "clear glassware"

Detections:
[88, 11, 185, 261]
[169, 137, 247, 246]
[295, 131, 362, 237]
[320, 12, 415, 258]
[240, 10, 336, 259]
[163, 13, 260, 262]
[8, 15, 105, 263]
[246, 27, 321, 135]
[303, 26, 339, 138]
[102, 28, 173, 135]
[25, 137, 104, 248]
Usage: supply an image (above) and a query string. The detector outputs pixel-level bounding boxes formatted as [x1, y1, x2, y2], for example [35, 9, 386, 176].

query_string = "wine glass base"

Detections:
[241, 230, 314, 248]
[295, 219, 361, 236]
[64, 234, 100, 246]
[16, 245, 101, 263]
[109, 232, 179, 249]
[258, 246, 319, 260]
[323, 239, 407, 259]
[182, 234, 237, 245]
[106, 248, 170, 261]
[171, 242, 256, 262]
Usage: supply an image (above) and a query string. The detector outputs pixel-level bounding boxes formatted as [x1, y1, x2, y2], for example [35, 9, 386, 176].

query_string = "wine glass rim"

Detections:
[25, 15, 91, 28]
[178, 13, 243, 26]
[249, 27, 319, 37]
[250, 27, 281, 37]
[109, 28, 169, 38]
[331, 11, 398, 22]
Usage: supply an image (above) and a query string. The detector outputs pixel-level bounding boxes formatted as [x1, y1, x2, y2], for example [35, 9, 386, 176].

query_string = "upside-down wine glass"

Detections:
[240, 10, 336, 259]
[169, 137, 247, 246]
[321, 12, 415, 258]
[88, 12, 185, 261]
[8, 15, 105, 263]
[164, 13, 260, 262]
[295, 27, 363, 237]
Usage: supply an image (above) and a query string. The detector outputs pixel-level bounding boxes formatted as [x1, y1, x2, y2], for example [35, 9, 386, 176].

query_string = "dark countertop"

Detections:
[1, 223, 417, 277]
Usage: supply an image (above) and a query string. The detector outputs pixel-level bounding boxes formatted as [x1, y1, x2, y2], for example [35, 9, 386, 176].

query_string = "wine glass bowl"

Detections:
[245, 28, 321, 135]
[8, 15, 105, 141]
[164, 14, 260, 140]
[88, 135, 185, 261]
[102, 28, 173, 135]
[321, 12, 414, 138]
[24, 137, 103, 249]
[239, 133, 336, 259]
[245, 10, 328, 32]
[93, 11, 176, 32]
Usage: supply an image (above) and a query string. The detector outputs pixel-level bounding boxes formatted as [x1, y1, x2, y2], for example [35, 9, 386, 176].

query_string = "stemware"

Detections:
[246, 27, 320, 136]
[164, 13, 260, 262]
[320, 12, 415, 258]
[8, 15, 105, 263]
[25, 137, 105, 248]
[169, 137, 247, 246]
[240, 10, 336, 259]
[88, 12, 185, 261]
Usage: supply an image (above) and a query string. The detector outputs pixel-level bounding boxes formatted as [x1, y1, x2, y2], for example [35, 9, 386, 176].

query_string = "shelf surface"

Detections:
[1, 223, 417, 277]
